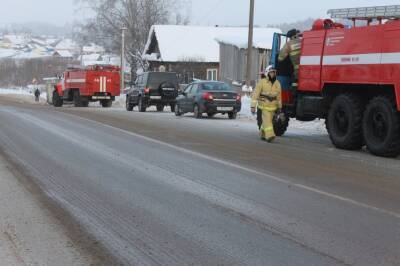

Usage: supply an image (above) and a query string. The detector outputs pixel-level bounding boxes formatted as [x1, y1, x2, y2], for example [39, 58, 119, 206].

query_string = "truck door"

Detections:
[298, 30, 326, 92]
[270, 32, 285, 69]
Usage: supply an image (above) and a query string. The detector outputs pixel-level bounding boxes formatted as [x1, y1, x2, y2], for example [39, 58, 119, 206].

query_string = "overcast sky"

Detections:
[0, 0, 399, 26]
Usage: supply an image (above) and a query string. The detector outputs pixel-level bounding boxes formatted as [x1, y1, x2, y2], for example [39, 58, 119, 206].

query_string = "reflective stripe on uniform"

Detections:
[258, 106, 277, 112]
[261, 126, 274, 132]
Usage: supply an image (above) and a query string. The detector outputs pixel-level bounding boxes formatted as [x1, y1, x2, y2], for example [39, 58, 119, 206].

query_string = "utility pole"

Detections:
[120, 26, 127, 93]
[246, 0, 255, 89]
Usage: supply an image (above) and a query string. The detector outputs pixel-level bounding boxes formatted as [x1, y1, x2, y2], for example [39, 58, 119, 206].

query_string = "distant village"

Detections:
[0, 34, 120, 66]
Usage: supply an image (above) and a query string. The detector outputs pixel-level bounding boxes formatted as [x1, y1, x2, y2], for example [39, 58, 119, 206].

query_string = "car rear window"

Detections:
[201, 82, 233, 91]
[147, 73, 178, 86]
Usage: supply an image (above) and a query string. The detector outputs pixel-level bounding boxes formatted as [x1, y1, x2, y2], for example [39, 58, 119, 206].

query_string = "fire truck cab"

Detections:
[271, 5, 400, 157]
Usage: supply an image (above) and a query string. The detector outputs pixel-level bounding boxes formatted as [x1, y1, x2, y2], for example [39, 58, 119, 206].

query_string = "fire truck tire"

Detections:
[81, 101, 89, 107]
[52, 91, 63, 107]
[101, 100, 112, 108]
[326, 94, 364, 150]
[53, 91, 63, 107]
[73, 91, 84, 107]
[138, 97, 146, 112]
[126, 96, 134, 111]
[362, 96, 400, 157]
[156, 105, 164, 112]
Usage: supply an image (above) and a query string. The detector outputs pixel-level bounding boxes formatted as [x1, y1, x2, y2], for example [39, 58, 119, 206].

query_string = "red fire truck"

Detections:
[53, 65, 121, 108]
[271, 5, 400, 157]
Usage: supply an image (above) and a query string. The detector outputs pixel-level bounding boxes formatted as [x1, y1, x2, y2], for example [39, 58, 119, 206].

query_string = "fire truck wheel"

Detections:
[101, 100, 113, 108]
[156, 105, 164, 112]
[81, 101, 89, 107]
[126, 96, 134, 111]
[52, 91, 63, 107]
[138, 97, 146, 112]
[73, 91, 83, 107]
[362, 96, 400, 157]
[326, 94, 364, 150]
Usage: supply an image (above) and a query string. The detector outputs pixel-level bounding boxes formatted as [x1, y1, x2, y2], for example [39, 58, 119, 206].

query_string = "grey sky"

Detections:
[0, 0, 399, 26]
[191, 0, 400, 26]
[0, 0, 86, 26]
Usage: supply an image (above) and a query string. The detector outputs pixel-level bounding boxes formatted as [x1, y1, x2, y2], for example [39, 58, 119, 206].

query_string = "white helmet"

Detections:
[265, 65, 276, 74]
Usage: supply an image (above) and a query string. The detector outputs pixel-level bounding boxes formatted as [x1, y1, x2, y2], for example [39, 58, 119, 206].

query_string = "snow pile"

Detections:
[143, 25, 281, 63]
[113, 94, 127, 108]
[288, 119, 327, 134]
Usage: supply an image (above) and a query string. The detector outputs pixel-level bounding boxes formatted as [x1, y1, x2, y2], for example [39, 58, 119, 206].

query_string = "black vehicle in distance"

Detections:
[175, 81, 241, 119]
[126, 72, 179, 112]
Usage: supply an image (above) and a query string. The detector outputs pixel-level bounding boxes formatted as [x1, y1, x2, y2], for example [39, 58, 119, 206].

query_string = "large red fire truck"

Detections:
[53, 65, 120, 108]
[271, 5, 400, 157]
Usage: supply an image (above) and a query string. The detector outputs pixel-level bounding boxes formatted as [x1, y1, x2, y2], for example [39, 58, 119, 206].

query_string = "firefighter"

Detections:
[251, 66, 282, 142]
[278, 29, 301, 85]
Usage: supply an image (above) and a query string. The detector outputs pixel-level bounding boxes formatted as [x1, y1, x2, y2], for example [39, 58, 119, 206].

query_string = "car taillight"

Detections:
[144, 87, 150, 94]
[236, 94, 241, 102]
[202, 92, 213, 101]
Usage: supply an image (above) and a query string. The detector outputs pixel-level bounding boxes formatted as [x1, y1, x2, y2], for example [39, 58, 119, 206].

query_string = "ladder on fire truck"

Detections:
[328, 5, 400, 25]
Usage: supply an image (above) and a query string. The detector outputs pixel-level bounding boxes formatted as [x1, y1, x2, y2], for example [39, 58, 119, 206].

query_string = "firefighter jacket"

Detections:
[251, 78, 282, 111]
[278, 37, 301, 73]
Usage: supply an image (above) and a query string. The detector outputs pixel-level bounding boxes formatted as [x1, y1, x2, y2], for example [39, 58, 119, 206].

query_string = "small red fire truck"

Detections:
[271, 5, 400, 157]
[53, 65, 120, 108]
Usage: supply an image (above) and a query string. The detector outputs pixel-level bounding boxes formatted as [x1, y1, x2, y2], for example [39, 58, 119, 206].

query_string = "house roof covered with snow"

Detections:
[80, 53, 103, 66]
[55, 39, 78, 51]
[215, 29, 280, 50]
[143, 25, 281, 63]
[83, 43, 105, 54]
[53, 50, 73, 58]
[0, 48, 18, 58]
[2, 34, 28, 46]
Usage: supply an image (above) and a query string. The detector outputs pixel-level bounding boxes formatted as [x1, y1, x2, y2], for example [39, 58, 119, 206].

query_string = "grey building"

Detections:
[216, 30, 279, 90]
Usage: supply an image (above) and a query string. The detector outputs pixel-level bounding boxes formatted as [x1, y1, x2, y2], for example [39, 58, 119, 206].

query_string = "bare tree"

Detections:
[74, 0, 190, 73]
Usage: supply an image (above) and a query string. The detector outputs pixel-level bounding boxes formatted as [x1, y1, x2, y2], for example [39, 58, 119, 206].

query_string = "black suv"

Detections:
[175, 81, 241, 119]
[126, 72, 179, 112]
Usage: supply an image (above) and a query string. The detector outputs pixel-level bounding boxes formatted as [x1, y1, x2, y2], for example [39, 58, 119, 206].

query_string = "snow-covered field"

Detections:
[0, 88, 327, 135]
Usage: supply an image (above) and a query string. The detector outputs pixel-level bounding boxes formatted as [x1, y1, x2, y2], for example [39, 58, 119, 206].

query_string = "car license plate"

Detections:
[217, 107, 233, 111]
[150, 96, 162, 99]
[163, 88, 175, 91]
